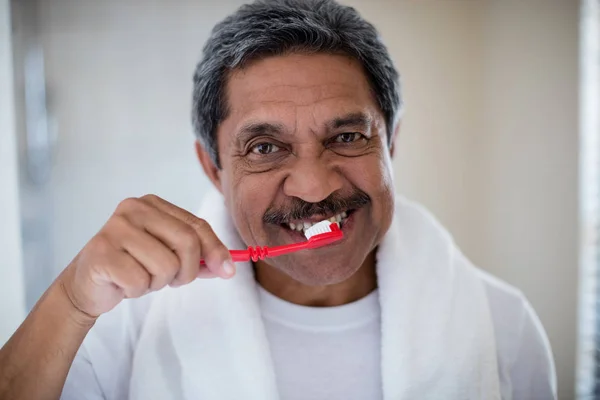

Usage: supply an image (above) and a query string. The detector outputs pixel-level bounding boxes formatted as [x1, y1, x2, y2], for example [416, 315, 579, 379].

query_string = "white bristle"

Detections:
[304, 220, 335, 239]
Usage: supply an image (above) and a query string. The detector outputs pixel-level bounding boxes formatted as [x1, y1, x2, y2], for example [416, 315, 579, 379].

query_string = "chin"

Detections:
[269, 252, 364, 286]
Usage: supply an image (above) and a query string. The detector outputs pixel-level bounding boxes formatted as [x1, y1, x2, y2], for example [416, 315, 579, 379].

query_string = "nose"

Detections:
[283, 157, 344, 203]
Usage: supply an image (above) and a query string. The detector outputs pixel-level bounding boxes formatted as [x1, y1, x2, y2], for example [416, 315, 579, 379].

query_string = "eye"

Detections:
[251, 142, 280, 155]
[327, 132, 371, 157]
[334, 132, 363, 143]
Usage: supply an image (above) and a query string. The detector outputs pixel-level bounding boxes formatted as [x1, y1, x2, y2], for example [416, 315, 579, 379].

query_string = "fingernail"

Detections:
[222, 260, 236, 277]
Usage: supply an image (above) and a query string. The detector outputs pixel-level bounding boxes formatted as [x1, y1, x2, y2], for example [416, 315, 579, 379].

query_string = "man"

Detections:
[0, 0, 556, 399]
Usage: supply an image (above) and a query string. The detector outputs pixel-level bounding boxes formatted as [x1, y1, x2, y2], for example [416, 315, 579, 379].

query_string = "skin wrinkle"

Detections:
[233, 110, 374, 155]
[200, 53, 395, 305]
[255, 92, 360, 107]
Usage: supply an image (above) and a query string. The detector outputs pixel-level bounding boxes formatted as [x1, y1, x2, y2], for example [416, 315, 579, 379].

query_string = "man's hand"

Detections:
[60, 194, 235, 318]
[0, 195, 234, 399]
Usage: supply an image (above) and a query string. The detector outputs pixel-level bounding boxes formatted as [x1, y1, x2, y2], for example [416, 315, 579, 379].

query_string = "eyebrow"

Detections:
[328, 112, 372, 131]
[236, 121, 286, 145]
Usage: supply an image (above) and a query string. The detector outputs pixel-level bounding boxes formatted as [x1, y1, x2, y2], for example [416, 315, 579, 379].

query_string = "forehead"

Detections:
[222, 53, 381, 130]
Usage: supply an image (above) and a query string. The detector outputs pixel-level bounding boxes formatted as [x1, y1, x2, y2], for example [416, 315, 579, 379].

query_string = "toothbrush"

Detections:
[200, 220, 343, 264]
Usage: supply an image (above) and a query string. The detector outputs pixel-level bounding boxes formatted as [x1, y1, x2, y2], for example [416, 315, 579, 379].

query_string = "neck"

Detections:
[254, 250, 377, 307]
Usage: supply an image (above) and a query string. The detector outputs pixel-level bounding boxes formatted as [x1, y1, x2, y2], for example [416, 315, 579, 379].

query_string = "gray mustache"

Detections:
[263, 191, 370, 225]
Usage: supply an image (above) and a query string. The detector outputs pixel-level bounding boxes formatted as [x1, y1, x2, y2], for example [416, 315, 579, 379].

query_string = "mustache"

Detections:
[263, 190, 370, 225]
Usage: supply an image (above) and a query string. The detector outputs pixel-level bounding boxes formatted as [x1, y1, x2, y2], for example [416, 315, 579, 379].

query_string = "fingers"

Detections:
[139, 195, 235, 280]
[65, 195, 232, 318]
[105, 215, 182, 291]
[112, 196, 234, 291]
[99, 246, 152, 299]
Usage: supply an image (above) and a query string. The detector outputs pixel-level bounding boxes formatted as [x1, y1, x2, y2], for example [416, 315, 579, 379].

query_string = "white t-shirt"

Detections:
[258, 286, 383, 400]
[62, 269, 556, 400]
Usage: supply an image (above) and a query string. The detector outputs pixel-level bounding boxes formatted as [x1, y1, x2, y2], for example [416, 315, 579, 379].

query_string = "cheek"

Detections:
[227, 168, 281, 245]
[349, 152, 394, 201]
[345, 152, 395, 226]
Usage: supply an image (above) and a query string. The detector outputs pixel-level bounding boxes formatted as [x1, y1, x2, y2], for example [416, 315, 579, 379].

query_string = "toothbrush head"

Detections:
[304, 220, 336, 239]
[304, 220, 344, 249]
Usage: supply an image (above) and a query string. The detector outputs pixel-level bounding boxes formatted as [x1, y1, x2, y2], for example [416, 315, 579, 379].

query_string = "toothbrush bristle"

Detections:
[304, 220, 335, 240]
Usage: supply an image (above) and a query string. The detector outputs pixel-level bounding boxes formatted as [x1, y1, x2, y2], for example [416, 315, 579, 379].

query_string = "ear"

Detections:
[195, 141, 223, 193]
[389, 122, 401, 158]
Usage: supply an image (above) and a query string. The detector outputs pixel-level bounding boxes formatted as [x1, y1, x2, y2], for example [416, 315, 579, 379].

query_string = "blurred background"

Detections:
[0, 0, 596, 398]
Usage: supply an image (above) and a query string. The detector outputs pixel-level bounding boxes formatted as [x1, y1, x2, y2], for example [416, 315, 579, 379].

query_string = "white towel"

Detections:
[128, 188, 500, 400]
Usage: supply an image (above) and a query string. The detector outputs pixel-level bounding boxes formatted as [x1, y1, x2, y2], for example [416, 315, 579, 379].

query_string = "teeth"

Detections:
[288, 211, 350, 232]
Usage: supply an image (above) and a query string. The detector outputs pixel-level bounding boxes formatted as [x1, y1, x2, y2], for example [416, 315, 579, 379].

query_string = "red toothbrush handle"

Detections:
[199, 223, 343, 265]
[199, 247, 267, 265]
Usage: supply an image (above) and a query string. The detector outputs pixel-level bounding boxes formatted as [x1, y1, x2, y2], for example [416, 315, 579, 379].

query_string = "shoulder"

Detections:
[476, 269, 557, 399]
[395, 196, 557, 398]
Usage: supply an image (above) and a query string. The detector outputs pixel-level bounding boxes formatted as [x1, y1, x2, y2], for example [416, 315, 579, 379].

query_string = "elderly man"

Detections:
[0, 0, 556, 399]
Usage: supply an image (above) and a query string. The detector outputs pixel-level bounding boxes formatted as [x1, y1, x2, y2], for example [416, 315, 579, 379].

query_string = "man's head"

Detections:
[193, 0, 402, 286]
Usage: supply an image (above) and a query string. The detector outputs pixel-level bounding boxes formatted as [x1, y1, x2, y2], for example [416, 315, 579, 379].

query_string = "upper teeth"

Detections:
[288, 211, 348, 231]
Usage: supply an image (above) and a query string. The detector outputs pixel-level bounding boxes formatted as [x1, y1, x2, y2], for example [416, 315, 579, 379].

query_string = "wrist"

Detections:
[51, 275, 98, 330]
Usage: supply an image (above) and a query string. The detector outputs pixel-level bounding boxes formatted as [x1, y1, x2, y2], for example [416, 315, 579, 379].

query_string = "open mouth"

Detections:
[282, 209, 354, 235]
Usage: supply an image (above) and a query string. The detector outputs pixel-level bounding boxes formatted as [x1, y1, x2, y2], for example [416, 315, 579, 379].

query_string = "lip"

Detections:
[274, 208, 359, 246]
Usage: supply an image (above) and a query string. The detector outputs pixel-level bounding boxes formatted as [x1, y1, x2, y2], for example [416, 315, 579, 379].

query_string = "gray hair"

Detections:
[192, 0, 402, 168]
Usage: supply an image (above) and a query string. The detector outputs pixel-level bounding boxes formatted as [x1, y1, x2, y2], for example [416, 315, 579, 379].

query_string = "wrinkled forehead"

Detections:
[220, 53, 383, 138]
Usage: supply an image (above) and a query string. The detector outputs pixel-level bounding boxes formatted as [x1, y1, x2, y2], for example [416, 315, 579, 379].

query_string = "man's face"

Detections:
[206, 53, 395, 286]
